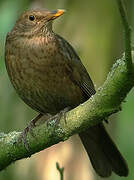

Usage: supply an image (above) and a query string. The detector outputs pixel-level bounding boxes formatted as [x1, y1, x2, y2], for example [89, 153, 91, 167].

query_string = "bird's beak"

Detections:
[48, 9, 65, 20]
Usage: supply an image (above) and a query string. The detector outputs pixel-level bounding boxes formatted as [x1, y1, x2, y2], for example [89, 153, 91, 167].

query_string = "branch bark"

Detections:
[0, 0, 134, 171]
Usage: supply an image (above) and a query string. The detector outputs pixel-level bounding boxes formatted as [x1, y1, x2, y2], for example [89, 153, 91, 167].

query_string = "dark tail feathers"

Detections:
[79, 123, 128, 177]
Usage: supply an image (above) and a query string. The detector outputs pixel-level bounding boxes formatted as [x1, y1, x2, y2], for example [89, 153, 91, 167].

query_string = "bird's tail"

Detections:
[79, 123, 128, 177]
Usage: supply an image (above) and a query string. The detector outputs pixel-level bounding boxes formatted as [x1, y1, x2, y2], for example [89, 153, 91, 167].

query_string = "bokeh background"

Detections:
[0, 0, 134, 179]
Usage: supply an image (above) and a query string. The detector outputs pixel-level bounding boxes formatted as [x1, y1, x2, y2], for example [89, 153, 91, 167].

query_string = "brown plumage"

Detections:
[5, 9, 128, 177]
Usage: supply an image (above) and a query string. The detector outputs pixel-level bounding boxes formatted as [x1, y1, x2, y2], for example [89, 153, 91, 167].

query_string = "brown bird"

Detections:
[5, 9, 128, 177]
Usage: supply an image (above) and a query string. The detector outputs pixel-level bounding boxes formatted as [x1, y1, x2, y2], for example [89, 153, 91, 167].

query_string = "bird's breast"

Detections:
[5, 36, 84, 113]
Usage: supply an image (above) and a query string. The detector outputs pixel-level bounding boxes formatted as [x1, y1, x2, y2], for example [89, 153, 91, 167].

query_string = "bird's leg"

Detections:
[18, 113, 44, 151]
[47, 107, 71, 126]
[18, 107, 70, 151]
[29, 113, 43, 127]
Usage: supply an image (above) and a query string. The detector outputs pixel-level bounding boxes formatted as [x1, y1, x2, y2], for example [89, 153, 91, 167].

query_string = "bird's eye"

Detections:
[29, 15, 35, 21]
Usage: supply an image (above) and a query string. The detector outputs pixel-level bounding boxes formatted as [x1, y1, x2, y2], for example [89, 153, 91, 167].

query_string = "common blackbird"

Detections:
[5, 9, 128, 177]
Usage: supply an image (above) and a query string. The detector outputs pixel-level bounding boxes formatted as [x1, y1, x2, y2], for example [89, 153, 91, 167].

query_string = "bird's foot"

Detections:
[17, 113, 43, 151]
[17, 107, 70, 151]
[47, 107, 71, 127]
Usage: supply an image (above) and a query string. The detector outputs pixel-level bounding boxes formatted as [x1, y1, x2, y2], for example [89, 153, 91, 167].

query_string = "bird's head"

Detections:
[10, 9, 65, 37]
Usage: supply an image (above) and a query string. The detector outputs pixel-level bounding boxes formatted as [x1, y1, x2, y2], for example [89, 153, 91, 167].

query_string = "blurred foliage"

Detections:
[0, 0, 134, 180]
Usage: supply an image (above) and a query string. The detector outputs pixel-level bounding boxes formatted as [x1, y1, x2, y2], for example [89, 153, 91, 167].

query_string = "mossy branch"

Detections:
[0, 0, 134, 172]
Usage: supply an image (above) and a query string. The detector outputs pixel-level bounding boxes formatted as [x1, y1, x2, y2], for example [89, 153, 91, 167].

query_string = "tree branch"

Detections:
[0, 0, 134, 172]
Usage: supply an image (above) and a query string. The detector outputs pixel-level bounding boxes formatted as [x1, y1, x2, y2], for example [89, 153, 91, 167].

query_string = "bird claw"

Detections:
[17, 113, 43, 152]
[47, 107, 70, 127]
[18, 126, 31, 152]
[17, 107, 70, 151]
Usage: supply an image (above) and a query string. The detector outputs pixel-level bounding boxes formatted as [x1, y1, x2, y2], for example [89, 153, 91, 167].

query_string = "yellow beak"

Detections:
[48, 9, 65, 20]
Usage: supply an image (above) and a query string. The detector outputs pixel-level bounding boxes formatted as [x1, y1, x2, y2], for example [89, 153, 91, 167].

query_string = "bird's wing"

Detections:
[56, 34, 96, 99]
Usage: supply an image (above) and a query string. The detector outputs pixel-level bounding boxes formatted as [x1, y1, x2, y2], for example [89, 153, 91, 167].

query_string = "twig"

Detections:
[56, 162, 64, 180]
[117, 0, 132, 69]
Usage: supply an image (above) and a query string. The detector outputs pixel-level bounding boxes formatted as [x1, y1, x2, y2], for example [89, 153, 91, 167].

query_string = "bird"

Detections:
[5, 9, 128, 177]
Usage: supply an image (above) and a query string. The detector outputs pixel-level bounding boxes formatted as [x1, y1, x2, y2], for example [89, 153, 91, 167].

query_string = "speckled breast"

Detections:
[5, 35, 84, 114]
